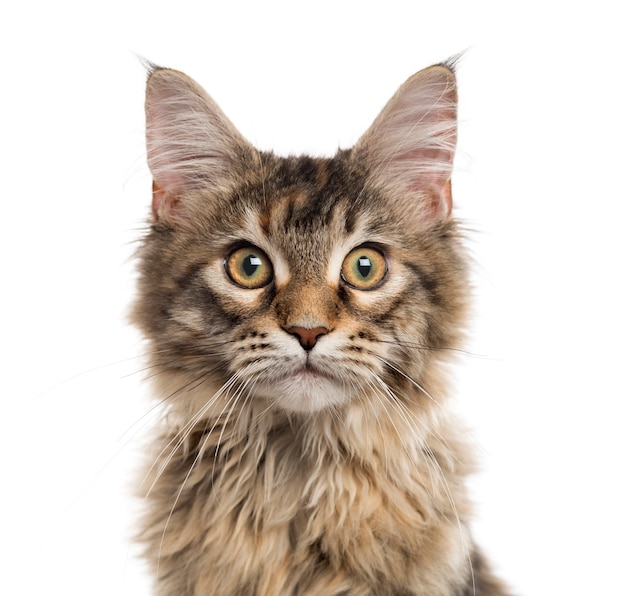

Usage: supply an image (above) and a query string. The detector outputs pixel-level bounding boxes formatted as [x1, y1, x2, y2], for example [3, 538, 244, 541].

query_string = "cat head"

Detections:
[134, 63, 467, 415]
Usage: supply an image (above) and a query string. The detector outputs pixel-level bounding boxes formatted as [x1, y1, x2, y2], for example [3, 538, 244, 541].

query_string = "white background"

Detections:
[2, 2, 624, 595]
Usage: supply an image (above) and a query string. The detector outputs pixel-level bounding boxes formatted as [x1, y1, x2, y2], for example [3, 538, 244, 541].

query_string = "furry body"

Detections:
[133, 62, 508, 595]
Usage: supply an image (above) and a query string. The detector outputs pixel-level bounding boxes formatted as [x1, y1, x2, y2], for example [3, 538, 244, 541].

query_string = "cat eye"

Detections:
[341, 246, 387, 290]
[225, 245, 274, 289]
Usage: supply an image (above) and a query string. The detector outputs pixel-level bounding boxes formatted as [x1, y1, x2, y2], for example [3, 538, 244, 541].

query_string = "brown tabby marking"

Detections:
[133, 60, 509, 595]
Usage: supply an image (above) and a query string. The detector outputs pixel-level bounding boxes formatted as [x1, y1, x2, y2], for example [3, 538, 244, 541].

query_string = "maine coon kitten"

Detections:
[133, 61, 509, 595]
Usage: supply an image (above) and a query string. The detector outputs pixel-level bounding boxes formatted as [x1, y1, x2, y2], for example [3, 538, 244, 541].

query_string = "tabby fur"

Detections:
[132, 61, 508, 595]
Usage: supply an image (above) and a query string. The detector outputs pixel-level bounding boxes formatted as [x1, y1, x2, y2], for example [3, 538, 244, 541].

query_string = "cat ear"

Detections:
[145, 67, 253, 222]
[353, 64, 458, 228]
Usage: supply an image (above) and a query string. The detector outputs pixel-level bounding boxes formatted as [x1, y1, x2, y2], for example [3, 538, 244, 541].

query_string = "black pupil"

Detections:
[243, 254, 261, 276]
[357, 256, 372, 278]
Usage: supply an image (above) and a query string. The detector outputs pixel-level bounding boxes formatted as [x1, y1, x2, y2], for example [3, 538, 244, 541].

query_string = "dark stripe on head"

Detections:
[404, 262, 440, 304]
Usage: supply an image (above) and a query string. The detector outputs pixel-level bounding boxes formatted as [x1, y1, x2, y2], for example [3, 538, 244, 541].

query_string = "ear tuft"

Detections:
[145, 68, 253, 222]
[354, 64, 458, 229]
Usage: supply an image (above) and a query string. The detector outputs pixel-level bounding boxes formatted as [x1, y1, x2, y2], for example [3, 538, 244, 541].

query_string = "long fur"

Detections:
[133, 62, 509, 595]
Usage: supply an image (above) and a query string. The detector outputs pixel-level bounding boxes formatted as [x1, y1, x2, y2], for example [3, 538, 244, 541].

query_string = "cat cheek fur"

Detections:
[133, 60, 510, 595]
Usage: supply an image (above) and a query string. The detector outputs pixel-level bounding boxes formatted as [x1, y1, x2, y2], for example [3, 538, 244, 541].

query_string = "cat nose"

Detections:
[286, 326, 329, 351]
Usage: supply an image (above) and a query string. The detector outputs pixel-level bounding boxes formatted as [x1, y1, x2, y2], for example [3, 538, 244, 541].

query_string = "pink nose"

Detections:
[287, 326, 329, 351]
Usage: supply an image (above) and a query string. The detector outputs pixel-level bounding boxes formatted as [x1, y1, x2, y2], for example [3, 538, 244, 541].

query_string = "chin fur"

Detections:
[258, 368, 355, 413]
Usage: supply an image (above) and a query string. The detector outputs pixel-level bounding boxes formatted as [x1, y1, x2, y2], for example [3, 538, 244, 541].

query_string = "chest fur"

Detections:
[142, 424, 471, 595]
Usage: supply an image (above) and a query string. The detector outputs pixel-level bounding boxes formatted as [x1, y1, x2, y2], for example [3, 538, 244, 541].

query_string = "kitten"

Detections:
[133, 60, 509, 595]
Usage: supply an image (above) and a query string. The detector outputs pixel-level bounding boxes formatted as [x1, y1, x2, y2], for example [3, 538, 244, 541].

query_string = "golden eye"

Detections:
[225, 246, 274, 289]
[341, 246, 387, 290]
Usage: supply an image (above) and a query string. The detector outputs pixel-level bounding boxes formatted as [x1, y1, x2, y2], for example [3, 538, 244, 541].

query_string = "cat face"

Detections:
[134, 64, 467, 415]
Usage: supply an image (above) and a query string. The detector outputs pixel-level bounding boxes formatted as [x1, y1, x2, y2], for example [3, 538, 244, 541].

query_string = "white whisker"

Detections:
[373, 353, 437, 401]
[370, 370, 470, 568]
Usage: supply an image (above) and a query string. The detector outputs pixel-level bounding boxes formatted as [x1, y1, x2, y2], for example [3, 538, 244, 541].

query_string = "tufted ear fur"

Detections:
[353, 64, 458, 229]
[145, 66, 254, 222]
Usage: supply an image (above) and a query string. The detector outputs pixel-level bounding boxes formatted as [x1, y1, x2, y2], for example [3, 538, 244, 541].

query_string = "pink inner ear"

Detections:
[441, 180, 452, 216]
[354, 65, 458, 228]
[395, 147, 454, 223]
[398, 147, 454, 191]
[151, 181, 166, 220]
[151, 178, 184, 222]
[424, 180, 452, 221]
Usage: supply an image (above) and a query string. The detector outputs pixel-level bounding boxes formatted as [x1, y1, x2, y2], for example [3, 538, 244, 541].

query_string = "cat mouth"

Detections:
[263, 360, 351, 413]
[293, 362, 330, 379]
[273, 361, 337, 385]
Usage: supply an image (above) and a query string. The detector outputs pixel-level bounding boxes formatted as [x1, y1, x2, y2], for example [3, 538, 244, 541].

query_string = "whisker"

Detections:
[371, 372, 469, 565]
[213, 373, 251, 461]
[154, 367, 253, 580]
[376, 338, 487, 359]
[144, 370, 240, 493]
[373, 354, 436, 401]
[369, 356, 462, 466]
